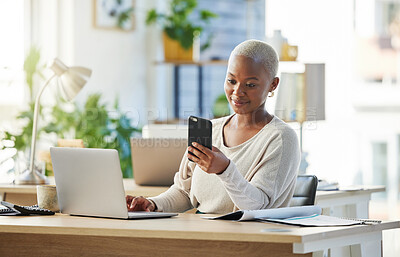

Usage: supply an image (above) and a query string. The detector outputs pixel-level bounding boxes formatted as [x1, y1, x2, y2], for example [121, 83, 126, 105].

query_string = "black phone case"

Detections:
[188, 116, 212, 160]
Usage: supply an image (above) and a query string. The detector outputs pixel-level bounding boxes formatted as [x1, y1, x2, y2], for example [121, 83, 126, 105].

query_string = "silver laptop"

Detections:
[131, 138, 187, 186]
[50, 147, 177, 219]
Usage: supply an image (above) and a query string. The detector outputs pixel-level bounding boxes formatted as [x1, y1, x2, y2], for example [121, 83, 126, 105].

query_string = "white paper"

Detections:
[262, 214, 364, 227]
[239, 205, 322, 221]
[204, 205, 322, 221]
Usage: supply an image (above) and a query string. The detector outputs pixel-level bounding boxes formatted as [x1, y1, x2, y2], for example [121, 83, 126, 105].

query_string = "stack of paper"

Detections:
[207, 205, 321, 221]
[205, 206, 376, 227]
[263, 214, 364, 227]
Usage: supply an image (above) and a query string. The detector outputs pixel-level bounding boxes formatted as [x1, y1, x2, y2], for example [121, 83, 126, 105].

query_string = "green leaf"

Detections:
[200, 10, 218, 21]
[2, 76, 140, 177]
[200, 32, 215, 52]
[117, 7, 134, 29]
[146, 9, 159, 25]
[179, 27, 196, 49]
[145, 0, 217, 50]
[23, 46, 42, 101]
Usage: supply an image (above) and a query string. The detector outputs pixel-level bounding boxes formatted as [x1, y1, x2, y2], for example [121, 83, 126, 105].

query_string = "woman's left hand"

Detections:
[187, 142, 230, 174]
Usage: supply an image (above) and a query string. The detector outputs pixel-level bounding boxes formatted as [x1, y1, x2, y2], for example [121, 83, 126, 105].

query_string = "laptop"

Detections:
[50, 147, 177, 220]
[131, 138, 187, 186]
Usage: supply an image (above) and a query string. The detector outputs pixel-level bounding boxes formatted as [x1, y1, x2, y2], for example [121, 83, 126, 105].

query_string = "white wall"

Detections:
[266, 0, 357, 184]
[31, 0, 164, 127]
[0, 0, 30, 127]
[266, 0, 400, 212]
[69, 0, 151, 126]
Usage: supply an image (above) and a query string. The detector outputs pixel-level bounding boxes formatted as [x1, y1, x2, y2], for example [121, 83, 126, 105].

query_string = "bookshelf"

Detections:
[155, 60, 228, 118]
[154, 60, 325, 125]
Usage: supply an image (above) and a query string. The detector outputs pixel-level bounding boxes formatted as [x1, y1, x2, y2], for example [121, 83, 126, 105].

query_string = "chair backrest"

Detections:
[290, 175, 318, 207]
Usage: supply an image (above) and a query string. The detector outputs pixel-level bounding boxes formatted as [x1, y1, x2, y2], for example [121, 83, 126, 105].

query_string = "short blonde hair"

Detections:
[229, 39, 279, 79]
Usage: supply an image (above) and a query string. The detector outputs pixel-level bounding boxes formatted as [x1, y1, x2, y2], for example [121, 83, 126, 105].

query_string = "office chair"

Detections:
[290, 175, 318, 206]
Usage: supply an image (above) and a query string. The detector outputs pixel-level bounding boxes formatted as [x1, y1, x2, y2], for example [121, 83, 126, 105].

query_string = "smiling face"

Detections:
[224, 55, 278, 115]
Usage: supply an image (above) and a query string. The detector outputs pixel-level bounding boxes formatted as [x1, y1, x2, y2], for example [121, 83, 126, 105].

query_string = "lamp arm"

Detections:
[28, 74, 57, 173]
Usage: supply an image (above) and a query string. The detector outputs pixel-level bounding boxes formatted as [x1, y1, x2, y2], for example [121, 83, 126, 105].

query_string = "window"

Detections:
[0, 1, 25, 107]
[372, 141, 387, 198]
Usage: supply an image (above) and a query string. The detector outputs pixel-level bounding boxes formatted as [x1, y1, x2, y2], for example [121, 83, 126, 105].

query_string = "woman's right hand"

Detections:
[126, 195, 155, 212]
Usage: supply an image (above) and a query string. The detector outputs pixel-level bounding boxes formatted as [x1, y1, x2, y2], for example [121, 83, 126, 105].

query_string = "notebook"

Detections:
[50, 147, 177, 220]
[130, 138, 187, 186]
[204, 205, 380, 226]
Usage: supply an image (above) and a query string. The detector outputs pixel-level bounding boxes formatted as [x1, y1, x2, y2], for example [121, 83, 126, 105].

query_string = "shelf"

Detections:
[155, 60, 229, 118]
[154, 60, 228, 66]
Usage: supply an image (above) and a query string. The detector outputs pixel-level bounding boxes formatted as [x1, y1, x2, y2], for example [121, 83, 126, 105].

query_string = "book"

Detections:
[204, 206, 380, 227]
[205, 205, 322, 221]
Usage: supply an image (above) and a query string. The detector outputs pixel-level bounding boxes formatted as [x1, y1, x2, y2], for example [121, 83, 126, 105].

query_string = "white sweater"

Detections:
[149, 115, 300, 214]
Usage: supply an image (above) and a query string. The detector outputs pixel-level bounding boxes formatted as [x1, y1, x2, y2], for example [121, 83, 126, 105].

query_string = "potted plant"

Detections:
[146, 0, 217, 61]
[1, 47, 141, 178]
[42, 93, 141, 178]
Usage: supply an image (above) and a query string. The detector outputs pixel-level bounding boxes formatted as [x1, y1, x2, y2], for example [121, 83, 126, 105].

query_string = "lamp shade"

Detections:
[14, 58, 91, 185]
[49, 58, 92, 101]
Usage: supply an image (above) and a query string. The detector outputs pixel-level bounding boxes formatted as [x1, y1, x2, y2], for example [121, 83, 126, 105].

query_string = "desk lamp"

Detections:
[14, 58, 92, 185]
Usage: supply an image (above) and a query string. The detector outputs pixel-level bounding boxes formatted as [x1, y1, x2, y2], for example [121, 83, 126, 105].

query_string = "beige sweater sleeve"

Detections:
[217, 128, 300, 210]
[149, 116, 300, 213]
[148, 151, 195, 212]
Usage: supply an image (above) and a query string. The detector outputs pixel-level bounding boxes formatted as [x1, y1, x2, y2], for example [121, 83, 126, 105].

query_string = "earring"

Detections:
[268, 91, 275, 97]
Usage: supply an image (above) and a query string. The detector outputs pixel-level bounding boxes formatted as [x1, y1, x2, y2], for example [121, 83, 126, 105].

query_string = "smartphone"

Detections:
[188, 116, 212, 160]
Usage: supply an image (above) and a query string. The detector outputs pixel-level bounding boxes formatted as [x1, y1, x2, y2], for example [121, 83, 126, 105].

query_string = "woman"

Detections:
[126, 40, 300, 214]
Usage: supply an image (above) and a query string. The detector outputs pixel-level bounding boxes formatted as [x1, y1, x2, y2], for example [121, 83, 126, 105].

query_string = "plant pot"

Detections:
[163, 32, 199, 62]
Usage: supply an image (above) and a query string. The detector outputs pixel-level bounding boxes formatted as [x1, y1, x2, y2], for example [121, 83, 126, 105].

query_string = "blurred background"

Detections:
[0, 0, 399, 223]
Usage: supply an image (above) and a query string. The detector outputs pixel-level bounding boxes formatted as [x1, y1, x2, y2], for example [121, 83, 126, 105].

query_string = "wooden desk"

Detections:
[0, 180, 384, 219]
[0, 213, 398, 257]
